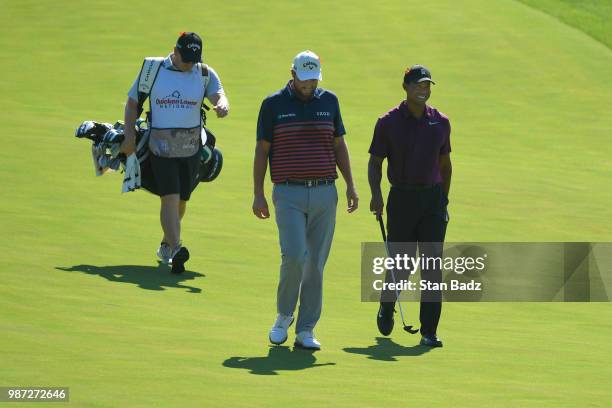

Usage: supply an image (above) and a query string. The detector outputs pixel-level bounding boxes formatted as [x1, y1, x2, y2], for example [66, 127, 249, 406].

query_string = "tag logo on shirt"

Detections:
[278, 113, 296, 119]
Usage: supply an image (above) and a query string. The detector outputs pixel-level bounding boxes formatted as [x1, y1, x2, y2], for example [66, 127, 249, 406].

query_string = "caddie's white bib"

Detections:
[149, 67, 205, 129]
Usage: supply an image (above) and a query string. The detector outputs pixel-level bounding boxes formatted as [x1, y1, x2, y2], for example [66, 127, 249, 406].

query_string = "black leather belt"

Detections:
[277, 179, 336, 187]
[392, 183, 438, 191]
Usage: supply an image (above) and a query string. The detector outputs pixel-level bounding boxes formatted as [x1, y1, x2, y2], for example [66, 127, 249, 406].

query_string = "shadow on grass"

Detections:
[55, 263, 204, 293]
[223, 346, 336, 375]
[343, 337, 433, 361]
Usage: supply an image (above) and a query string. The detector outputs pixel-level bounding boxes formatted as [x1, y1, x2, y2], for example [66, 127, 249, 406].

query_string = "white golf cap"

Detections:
[291, 50, 322, 81]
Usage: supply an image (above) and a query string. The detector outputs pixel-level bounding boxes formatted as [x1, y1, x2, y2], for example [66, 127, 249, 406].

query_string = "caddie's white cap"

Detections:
[291, 50, 322, 81]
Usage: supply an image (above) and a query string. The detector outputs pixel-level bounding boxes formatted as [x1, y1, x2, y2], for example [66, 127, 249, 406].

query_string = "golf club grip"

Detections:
[377, 214, 387, 243]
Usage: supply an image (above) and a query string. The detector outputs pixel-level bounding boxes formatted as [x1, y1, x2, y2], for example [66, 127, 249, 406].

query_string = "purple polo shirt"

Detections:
[369, 102, 451, 185]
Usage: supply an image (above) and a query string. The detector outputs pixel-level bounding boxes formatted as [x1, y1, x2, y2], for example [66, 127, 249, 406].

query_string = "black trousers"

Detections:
[385, 184, 448, 337]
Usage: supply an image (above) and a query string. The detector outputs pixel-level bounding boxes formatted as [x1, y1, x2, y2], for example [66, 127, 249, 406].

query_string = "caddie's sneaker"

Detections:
[420, 335, 443, 348]
[157, 242, 173, 265]
[377, 302, 395, 336]
[170, 246, 190, 274]
[294, 331, 321, 350]
[269, 314, 294, 345]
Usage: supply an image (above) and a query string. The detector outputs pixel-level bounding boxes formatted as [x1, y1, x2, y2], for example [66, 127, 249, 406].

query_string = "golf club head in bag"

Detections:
[197, 126, 222, 183]
[75, 121, 113, 143]
[76, 119, 148, 148]
[76, 119, 149, 176]
[199, 146, 223, 182]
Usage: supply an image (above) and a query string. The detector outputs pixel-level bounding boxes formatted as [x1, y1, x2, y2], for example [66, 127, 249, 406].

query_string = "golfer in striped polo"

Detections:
[253, 50, 358, 350]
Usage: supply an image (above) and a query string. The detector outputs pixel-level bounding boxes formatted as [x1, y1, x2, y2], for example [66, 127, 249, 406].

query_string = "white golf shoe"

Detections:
[156, 242, 173, 265]
[294, 331, 321, 350]
[269, 314, 294, 345]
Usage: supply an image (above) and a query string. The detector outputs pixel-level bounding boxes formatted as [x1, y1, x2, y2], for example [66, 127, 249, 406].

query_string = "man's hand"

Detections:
[346, 185, 359, 213]
[370, 192, 384, 216]
[213, 101, 229, 118]
[208, 93, 229, 118]
[252, 194, 270, 219]
[209, 93, 229, 118]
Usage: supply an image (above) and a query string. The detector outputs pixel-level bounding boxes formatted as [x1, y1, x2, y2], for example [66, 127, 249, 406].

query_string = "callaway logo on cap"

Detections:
[176, 31, 203, 63]
[292, 50, 322, 81]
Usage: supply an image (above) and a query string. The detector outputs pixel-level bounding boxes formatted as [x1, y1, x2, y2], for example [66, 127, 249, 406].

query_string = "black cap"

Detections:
[176, 32, 203, 63]
[403, 64, 435, 84]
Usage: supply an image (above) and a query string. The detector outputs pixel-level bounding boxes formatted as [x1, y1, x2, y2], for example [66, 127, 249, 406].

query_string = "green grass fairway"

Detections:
[517, 0, 612, 48]
[1, 0, 611, 406]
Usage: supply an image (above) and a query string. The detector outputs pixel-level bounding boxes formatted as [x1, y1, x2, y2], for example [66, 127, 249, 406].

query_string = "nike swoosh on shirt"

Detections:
[428, 121, 439, 125]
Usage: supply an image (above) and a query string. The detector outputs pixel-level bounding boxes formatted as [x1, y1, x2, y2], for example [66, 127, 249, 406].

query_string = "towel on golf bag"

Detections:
[121, 153, 141, 193]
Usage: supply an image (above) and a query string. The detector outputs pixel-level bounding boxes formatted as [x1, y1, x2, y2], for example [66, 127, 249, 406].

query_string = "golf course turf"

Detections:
[1, 1, 610, 406]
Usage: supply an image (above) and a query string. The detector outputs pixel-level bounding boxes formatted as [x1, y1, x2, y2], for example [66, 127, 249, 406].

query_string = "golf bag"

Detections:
[75, 119, 223, 195]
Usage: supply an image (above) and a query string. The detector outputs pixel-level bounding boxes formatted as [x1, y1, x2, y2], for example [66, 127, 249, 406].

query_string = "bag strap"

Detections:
[136, 57, 164, 117]
[198, 62, 211, 124]
[199, 62, 209, 81]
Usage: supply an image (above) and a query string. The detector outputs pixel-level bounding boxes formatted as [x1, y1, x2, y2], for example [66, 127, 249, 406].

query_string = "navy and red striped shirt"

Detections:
[257, 81, 346, 183]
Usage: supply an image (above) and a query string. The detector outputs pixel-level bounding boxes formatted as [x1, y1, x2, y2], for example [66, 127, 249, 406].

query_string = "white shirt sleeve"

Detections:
[204, 65, 225, 100]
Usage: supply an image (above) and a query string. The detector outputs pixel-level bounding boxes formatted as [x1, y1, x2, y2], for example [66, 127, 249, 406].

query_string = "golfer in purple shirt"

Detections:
[368, 64, 452, 347]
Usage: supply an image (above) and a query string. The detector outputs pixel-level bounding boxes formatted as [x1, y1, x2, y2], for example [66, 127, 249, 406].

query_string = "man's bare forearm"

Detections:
[124, 98, 139, 140]
[368, 156, 383, 197]
[120, 98, 139, 154]
[334, 138, 355, 188]
[253, 142, 270, 196]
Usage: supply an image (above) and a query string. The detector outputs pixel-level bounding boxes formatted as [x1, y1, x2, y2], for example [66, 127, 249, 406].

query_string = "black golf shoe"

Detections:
[420, 335, 443, 348]
[377, 302, 395, 336]
[171, 246, 190, 274]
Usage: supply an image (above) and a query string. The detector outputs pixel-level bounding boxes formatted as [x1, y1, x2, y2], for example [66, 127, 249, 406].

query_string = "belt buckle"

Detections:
[307, 180, 313, 187]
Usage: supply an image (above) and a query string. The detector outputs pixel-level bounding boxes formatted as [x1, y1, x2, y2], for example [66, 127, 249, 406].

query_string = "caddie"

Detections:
[120, 31, 229, 273]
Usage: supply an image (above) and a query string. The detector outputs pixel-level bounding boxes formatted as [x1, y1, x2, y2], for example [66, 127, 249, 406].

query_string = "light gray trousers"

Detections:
[272, 183, 337, 333]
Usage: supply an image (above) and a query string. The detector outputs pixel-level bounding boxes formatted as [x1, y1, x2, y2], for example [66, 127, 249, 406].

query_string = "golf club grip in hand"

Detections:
[377, 214, 387, 243]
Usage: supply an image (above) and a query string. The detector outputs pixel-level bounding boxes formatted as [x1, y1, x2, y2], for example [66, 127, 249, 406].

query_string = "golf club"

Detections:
[376, 213, 419, 334]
